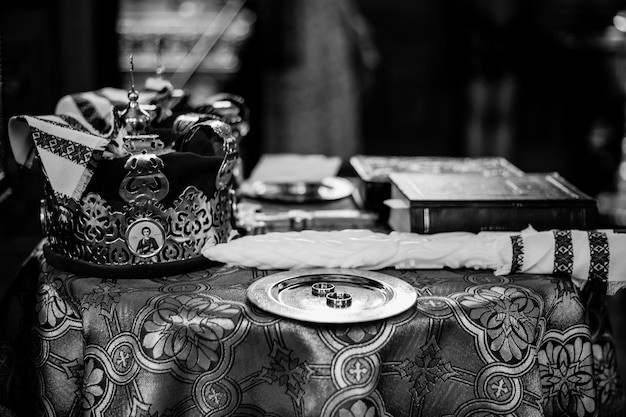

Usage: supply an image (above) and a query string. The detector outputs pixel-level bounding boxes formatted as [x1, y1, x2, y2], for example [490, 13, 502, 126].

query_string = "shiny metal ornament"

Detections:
[117, 54, 166, 155]
[119, 88, 151, 135]
[201, 93, 250, 140]
[122, 134, 165, 155]
[119, 153, 170, 204]
[118, 55, 152, 136]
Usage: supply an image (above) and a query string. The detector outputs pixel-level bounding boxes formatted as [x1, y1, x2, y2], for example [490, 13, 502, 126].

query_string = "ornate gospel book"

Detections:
[387, 172, 598, 233]
[349, 155, 524, 216]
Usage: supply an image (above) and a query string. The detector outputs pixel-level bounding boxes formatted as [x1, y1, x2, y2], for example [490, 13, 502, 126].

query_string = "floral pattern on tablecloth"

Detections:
[456, 285, 543, 363]
[0, 247, 624, 416]
[139, 294, 242, 372]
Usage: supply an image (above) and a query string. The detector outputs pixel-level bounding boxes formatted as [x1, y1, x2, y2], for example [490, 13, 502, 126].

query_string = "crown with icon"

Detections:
[8, 56, 248, 278]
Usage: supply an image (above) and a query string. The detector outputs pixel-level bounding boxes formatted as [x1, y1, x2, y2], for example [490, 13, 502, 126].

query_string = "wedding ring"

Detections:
[312, 282, 335, 297]
[326, 292, 352, 308]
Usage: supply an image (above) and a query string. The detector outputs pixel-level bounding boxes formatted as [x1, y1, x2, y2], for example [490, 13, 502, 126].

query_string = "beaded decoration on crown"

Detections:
[38, 58, 243, 276]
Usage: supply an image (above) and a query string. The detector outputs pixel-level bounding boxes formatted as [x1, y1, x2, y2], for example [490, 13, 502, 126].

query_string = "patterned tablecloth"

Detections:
[0, 245, 624, 417]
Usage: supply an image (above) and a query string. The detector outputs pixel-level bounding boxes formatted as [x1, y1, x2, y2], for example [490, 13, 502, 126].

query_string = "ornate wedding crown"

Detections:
[14, 72, 247, 278]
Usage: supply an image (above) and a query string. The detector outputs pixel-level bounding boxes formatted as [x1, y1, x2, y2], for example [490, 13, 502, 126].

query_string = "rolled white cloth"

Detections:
[202, 229, 512, 271]
[203, 227, 626, 295]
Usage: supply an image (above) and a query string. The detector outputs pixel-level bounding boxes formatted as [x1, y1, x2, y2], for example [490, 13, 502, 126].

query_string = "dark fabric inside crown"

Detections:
[86, 151, 224, 210]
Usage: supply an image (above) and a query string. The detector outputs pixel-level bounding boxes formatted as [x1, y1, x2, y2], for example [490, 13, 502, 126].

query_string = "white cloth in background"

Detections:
[247, 153, 342, 183]
[202, 227, 626, 295]
[202, 229, 512, 271]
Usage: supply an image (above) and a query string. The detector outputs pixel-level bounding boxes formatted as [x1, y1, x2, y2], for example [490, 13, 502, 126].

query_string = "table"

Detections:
[0, 244, 624, 417]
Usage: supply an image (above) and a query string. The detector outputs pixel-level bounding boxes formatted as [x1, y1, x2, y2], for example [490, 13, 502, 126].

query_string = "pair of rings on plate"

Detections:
[311, 282, 352, 308]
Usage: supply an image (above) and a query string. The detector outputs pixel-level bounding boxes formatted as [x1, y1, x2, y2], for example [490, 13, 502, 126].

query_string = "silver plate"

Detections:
[240, 177, 354, 203]
[247, 268, 417, 323]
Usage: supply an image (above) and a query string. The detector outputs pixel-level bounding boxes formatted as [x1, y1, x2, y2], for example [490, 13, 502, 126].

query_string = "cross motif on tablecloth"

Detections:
[258, 342, 313, 403]
[491, 378, 509, 398]
[206, 387, 224, 408]
[348, 359, 369, 382]
[116, 350, 130, 369]
[394, 336, 457, 402]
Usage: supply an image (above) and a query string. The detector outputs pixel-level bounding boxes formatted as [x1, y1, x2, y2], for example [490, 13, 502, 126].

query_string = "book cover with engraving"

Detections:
[350, 155, 524, 183]
[349, 155, 525, 218]
[388, 172, 597, 233]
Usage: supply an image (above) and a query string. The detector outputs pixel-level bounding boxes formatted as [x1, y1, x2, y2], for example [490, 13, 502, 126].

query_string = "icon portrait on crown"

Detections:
[127, 219, 165, 259]
[31, 54, 250, 278]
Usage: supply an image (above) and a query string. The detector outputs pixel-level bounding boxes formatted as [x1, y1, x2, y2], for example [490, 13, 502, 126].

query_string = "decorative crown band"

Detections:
[40, 119, 238, 277]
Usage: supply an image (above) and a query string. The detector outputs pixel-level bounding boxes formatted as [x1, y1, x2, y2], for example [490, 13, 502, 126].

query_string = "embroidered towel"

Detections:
[54, 88, 123, 137]
[8, 115, 111, 200]
[9, 81, 181, 200]
[494, 228, 626, 295]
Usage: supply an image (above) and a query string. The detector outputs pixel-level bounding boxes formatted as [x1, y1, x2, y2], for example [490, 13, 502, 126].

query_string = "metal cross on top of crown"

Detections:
[118, 55, 165, 155]
[120, 55, 152, 136]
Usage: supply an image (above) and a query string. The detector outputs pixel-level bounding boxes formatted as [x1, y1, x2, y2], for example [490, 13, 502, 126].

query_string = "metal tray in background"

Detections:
[239, 177, 354, 203]
[247, 268, 417, 324]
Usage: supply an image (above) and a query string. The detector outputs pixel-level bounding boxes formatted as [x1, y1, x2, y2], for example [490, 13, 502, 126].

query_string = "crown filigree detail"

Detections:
[20, 57, 247, 276]
[40, 118, 238, 271]
[43, 184, 232, 266]
[120, 152, 170, 204]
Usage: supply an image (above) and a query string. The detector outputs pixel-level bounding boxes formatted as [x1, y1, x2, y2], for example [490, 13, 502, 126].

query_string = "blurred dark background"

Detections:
[1, 0, 626, 283]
